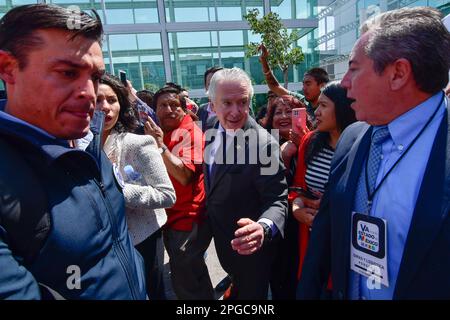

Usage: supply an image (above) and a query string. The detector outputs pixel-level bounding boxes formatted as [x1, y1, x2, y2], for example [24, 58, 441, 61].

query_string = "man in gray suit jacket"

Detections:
[203, 67, 288, 299]
[297, 7, 450, 300]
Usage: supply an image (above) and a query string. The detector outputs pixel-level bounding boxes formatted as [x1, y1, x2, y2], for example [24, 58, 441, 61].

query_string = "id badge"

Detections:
[350, 212, 389, 287]
[112, 163, 125, 189]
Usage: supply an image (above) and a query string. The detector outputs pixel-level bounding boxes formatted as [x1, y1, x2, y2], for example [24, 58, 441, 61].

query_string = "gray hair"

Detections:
[360, 6, 450, 94]
[207, 67, 254, 101]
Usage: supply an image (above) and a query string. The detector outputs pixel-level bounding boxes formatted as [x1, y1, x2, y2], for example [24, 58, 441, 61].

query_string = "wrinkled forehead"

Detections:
[216, 80, 251, 96]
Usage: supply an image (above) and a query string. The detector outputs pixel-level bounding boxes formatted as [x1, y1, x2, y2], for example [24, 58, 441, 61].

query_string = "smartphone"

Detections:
[119, 70, 127, 86]
[292, 108, 307, 134]
[288, 186, 319, 200]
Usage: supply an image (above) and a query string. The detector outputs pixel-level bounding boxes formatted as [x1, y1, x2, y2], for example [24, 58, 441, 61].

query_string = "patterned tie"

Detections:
[350, 126, 390, 299]
[354, 126, 391, 213]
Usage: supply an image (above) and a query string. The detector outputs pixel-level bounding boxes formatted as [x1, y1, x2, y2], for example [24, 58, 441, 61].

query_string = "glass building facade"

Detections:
[316, 0, 450, 80]
[0, 0, 320, 103]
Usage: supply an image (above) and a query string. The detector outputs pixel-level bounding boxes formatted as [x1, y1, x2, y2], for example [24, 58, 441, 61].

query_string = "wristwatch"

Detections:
[259, 222, 272, 245]
[158, 144, 168, 154]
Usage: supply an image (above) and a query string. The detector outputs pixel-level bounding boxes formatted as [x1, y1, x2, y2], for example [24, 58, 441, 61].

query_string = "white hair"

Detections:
[207, 67, 254, 102]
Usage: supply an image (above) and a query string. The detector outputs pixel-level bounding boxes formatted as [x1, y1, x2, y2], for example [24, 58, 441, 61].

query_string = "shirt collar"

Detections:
[375, 91, 445, 147]
[218, 123, 244, 138]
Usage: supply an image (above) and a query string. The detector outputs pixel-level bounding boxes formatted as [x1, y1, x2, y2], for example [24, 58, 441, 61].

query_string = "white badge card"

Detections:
[350, 212, 389, 287]
[112, 163, 125, 189]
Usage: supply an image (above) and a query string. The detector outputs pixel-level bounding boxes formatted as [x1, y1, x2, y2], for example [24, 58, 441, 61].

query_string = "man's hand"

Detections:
[144, 116, 164, 147]
[231, 218, 264, 255]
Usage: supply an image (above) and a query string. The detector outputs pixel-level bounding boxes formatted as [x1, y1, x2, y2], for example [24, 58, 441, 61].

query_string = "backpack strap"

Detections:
[0, 135, 51, 266]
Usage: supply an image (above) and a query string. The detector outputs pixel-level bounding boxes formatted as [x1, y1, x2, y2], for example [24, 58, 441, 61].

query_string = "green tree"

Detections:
[244, 8, 304, 88]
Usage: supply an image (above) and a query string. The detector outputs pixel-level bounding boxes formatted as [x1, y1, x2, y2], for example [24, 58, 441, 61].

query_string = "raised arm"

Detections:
[258, 43, 290, 97]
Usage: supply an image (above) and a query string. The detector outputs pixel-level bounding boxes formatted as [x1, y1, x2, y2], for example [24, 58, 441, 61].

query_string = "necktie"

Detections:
[354, 126, 391, 213]
[209, 131, 226, 186]
[350, 126, 390, 299]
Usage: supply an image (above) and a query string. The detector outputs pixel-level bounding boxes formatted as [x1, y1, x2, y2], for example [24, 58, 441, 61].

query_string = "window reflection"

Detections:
[109, 33, 165, 91]
[165, 0, 263, 22]
[271, 0, 317, 19]
[104, 0, 158, 24]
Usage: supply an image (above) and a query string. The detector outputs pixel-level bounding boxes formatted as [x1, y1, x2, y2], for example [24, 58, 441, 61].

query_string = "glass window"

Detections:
[1, 0, 38, 17]
[271, 0, 317, 19]
[169, 31, 220, 89]
[165, 0, 263, 22]
[104, 0, 158, 24]
[109, 33, 165, 91]
[165, 0, 216, 22]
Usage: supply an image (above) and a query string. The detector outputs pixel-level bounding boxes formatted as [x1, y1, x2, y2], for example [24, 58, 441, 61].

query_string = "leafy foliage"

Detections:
[244, 9, 304, 86]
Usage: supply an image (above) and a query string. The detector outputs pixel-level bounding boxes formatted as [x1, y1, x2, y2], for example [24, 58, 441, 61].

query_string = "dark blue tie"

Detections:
[209, 131, 226, 186]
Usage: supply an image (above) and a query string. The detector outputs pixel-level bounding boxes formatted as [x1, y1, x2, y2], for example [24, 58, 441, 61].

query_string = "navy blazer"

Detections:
[297, 99, 450, 300]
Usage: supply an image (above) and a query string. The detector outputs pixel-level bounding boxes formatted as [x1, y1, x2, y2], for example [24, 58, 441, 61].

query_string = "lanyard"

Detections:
[365, 93, 445, 211]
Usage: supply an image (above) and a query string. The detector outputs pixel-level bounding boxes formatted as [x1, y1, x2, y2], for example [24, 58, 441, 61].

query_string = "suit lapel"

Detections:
[331, 126, 372, 293]
[394, 104, 449, 299]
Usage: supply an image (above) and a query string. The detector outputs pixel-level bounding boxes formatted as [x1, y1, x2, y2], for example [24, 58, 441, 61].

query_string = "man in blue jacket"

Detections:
[0, 4, 146, 299]
[297, 7, 450, 300]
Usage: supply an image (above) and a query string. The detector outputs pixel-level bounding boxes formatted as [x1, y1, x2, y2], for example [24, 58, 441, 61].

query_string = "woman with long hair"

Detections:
[290, 81, 356, 288]
[98, 73, 176, 299]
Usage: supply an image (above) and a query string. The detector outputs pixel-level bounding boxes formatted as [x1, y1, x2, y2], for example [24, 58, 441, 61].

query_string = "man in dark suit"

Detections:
[297, 7, 450, 300]
[197, 66, 223, 132]
[203, 67, 288, 299]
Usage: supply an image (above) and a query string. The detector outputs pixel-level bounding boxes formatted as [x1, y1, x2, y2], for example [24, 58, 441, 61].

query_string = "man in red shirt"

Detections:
[145, 86, 214, 300]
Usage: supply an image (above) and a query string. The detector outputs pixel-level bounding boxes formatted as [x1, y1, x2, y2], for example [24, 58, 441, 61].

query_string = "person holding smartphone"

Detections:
[98, 73, 176, 300]
[290, 81, 356, 285]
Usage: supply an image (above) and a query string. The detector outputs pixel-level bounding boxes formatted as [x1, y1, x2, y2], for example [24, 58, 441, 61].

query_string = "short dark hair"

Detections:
[99, 73, 138, 133]
[136, 90, 154, 107]
[164, 82, 183, 91]
[304, 67, 329, 85]
[204, 66, 223, 88]
[0, 4, 103, 69]
[152, 86, 187, 112]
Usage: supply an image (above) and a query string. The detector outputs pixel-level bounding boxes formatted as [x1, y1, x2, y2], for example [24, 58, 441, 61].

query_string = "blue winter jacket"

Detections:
[0, 108, 147, 300]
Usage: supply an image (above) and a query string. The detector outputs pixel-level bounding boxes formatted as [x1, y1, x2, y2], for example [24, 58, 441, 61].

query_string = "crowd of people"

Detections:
[0, 4, 449, 300]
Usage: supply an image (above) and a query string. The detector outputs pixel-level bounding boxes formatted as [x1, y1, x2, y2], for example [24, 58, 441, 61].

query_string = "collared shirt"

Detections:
[163, 114, 206, 231]
[349, 92, 446, 300]
[208, 123, 279, 237]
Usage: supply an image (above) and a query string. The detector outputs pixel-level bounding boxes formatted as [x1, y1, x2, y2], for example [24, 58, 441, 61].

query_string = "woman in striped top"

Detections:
[290, 81, 357, 286]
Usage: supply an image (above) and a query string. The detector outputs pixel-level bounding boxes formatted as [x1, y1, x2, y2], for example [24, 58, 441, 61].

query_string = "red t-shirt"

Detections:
[163, 115, 206, 231]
